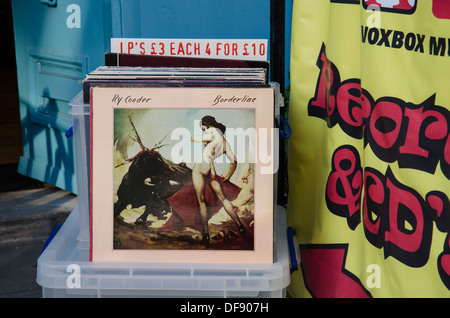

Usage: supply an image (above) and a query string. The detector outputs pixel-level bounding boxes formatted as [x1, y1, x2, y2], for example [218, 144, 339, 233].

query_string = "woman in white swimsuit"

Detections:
[191, 115, 247, 247]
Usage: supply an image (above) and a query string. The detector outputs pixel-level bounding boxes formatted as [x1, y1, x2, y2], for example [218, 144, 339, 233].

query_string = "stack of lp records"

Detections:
[87, 51, 276, 264]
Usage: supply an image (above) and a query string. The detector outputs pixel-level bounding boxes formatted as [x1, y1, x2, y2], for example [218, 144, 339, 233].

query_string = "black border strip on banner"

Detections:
[330, 0, 360, 5]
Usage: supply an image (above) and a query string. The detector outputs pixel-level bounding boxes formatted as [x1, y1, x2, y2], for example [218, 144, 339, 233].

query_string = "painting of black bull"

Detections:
[114, 148, 192, 224]
[113, 116, 192, 224]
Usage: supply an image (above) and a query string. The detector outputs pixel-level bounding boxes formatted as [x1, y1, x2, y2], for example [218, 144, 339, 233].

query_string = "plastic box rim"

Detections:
[36, 205, 290, 294]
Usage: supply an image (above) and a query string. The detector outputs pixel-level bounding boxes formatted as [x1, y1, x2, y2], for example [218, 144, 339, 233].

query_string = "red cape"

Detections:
[161, 176, 240, 232]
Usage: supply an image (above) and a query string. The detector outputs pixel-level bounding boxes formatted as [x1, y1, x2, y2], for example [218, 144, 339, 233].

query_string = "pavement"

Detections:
[0, 165, 77, 298]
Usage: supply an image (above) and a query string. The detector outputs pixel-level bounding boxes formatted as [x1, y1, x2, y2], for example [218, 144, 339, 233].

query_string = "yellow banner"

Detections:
[287, 0, 450, 297]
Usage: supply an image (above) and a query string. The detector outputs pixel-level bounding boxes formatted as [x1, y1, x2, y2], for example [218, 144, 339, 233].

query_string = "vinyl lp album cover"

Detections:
[90, 86, 275, 263]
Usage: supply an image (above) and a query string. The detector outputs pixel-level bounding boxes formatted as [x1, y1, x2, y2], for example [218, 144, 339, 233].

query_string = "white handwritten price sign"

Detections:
[111, 38, 268, 61]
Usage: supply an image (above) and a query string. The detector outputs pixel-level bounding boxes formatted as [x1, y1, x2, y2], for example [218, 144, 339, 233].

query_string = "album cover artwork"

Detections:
[90, 86, 275, 264]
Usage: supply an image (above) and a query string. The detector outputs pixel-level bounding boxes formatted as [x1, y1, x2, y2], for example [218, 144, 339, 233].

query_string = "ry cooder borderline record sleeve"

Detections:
[90, 86, 275, 264]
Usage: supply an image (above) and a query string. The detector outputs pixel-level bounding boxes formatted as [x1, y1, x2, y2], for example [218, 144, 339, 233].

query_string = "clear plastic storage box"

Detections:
[36, 205, 290, 298]
[67, 91, 90, 250]
[35, 90, 291, 298]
